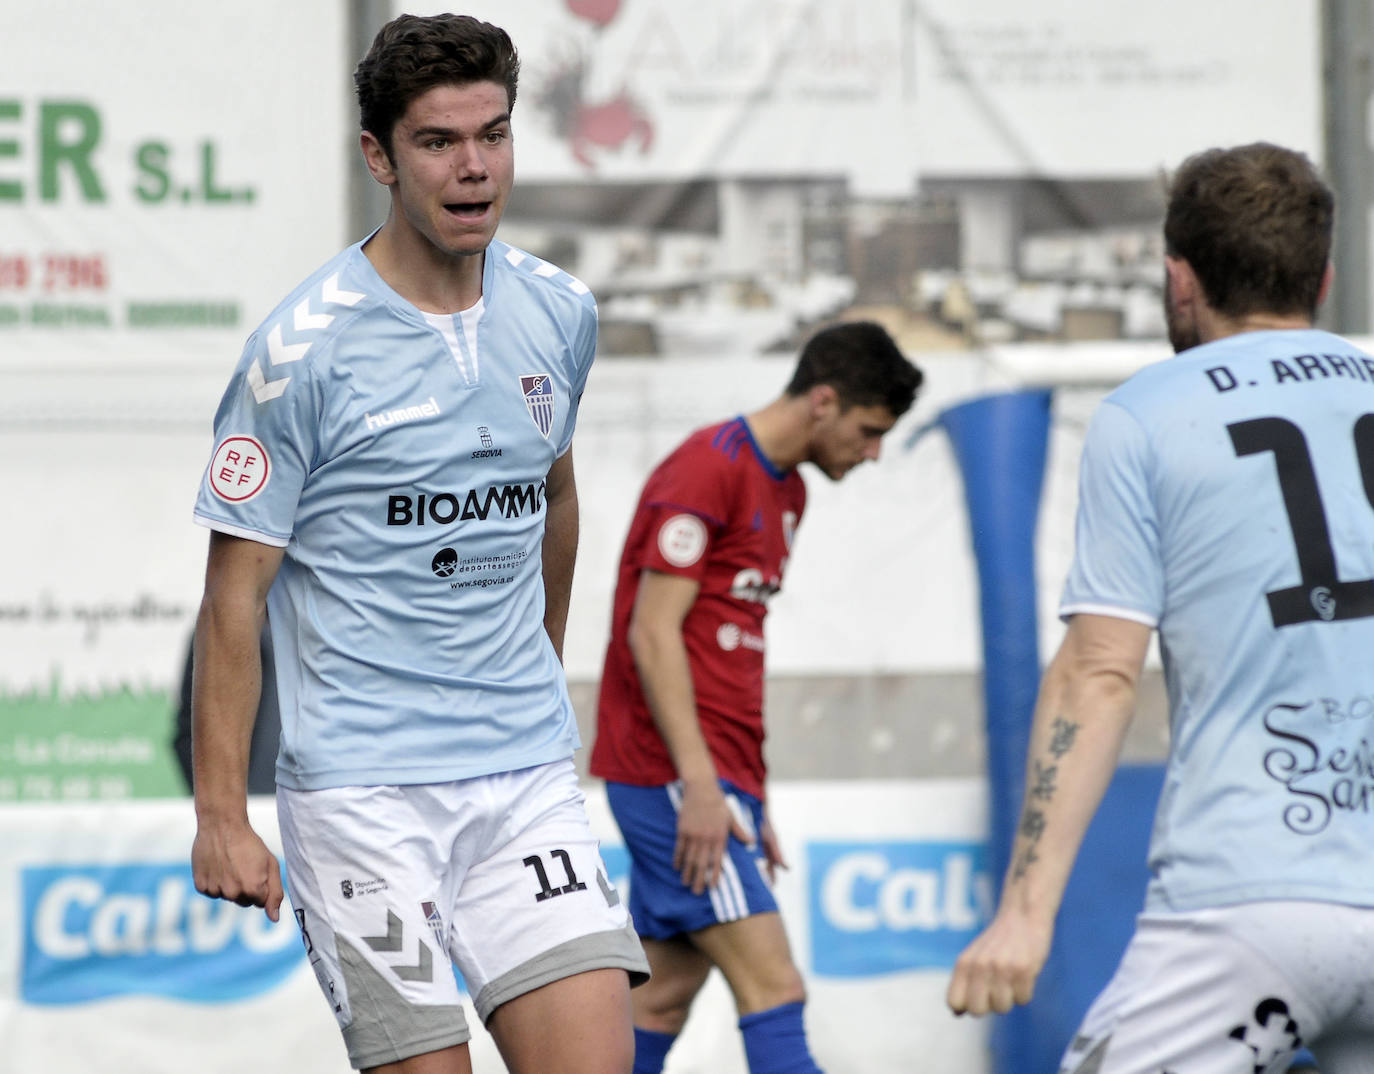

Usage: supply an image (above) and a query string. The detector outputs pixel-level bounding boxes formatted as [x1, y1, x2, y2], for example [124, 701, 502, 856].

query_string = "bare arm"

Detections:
[190, 530, 286, 921]
[946, 613, 1150, 1016]
[541, 448, 578, 662]
[628, 569, 749, 894]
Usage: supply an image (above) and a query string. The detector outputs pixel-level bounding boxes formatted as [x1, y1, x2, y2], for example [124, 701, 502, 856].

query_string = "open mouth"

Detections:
[446, 201, 491, 219]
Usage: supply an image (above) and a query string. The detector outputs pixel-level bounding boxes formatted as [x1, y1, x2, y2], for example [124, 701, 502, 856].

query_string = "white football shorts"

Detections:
[277, 759, 648, 1070]
[1059, 901, 1374, 1074]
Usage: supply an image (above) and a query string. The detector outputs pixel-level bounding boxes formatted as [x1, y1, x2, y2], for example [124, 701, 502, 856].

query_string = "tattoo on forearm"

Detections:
[1048, 716, 1079, 758]
[1010, 844, 1039, 881]
[1010, 715, 1081, 882]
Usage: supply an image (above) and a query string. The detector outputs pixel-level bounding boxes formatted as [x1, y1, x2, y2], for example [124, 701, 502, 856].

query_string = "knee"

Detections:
[732, 961, 807, 1015]
[636, 1004, 691, 1037]
[632, 978, 700, 1036]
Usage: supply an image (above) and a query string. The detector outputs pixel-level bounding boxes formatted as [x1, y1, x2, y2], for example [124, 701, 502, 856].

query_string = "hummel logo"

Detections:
[366, 396, 441, 432]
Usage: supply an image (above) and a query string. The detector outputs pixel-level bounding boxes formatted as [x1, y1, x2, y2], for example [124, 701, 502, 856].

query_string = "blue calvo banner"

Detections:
[22, 863, 302, 1004]
[808, 840, 990, 976]
[21, 841, 982, 1005]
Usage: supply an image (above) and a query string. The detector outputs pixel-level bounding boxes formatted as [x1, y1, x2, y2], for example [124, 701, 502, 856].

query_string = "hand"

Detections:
[759, 811, 787, 886]
[673, 779, 751, 895]
[192, 818, 286, 922]
[946, 908, 1053, 1017]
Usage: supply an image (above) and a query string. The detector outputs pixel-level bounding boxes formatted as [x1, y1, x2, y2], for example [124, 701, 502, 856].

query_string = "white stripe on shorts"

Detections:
[667, 781, 749, 923]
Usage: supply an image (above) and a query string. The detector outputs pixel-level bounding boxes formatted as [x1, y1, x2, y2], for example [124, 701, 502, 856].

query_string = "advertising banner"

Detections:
[408, 0, 1317, 184]
[910, 0, 1320, 176]
[0, 0, 349, 370]
[405, 0, 921, 195]
[0, 781, 992, 1074]
[0, 0, 350, 800]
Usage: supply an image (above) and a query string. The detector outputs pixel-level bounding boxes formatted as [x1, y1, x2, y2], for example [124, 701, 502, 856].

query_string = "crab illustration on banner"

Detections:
[566, 0, 621, 28]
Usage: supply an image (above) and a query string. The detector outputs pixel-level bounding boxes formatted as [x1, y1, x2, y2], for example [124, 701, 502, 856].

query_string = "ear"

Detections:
[1164, 255, 1199, 311]
[808, 383, 839, 420]
[360, 130, 397, 187]
[1317, 261, 1334, 309]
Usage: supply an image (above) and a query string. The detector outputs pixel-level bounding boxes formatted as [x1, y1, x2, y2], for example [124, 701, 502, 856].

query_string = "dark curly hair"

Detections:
[784, 321, 923, 417]
[354, 14, 520, 162]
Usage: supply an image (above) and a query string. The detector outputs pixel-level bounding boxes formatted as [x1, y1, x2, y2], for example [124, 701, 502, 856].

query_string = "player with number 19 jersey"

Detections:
[1061, 327, 1374, 912]
[193, 235, 596, 792]
[591, 418, 806, 801]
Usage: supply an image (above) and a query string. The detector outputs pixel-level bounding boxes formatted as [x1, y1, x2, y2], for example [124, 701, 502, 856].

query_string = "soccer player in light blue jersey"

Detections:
[189, 14, 646, 1074]
[948, 143, 1374, 1072]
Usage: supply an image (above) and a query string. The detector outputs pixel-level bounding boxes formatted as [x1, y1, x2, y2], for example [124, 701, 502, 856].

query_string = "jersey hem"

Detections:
[593, 770, 766, 801]
[275, 742, 577, 791]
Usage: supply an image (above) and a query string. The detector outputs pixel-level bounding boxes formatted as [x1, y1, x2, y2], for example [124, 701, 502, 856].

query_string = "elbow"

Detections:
[627, 613, 674, 675]
[626, 615, 654, 667]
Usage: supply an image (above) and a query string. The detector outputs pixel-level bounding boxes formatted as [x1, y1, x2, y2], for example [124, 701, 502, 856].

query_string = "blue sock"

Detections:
[739, 1001, 824, 1074]
[632, 1026, 676, 1074]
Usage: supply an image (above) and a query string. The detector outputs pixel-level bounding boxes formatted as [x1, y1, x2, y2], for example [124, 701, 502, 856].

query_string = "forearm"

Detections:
[541, 458, 579, 661]
[998, 642, 1139, 926]
[191, 589, 266, 824]
[629, 621, 717, 787]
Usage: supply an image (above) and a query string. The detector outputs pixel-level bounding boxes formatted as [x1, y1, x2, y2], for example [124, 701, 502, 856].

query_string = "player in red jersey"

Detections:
[590, 321, 923, 1074]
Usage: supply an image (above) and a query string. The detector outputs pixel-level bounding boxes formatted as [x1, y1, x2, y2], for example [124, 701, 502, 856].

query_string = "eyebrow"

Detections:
[410, 113, 512, 141]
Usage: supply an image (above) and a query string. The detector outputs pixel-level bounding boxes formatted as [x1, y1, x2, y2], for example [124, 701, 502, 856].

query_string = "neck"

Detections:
[362, 216, 485, 314]
[743, 396, 810, 471]
[1199, 308, 1313, 344]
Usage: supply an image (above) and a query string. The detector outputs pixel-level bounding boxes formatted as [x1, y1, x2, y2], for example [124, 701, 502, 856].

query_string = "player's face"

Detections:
[810, 402, 898, 481]
[374, 81, 515, 261]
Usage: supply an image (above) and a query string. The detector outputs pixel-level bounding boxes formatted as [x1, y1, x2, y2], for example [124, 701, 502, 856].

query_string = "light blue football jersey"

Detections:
[193, 237, 596, 790]
[1062, 329, 1374, 911]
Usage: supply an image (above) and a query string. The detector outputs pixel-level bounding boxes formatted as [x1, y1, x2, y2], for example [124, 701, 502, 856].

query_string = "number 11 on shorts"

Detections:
[523, 848, 588, 902]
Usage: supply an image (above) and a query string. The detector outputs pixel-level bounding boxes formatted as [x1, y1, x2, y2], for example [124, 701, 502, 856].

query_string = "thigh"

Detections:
[363, 1044, 473, 1074]
[487, 967, 633, 1074]
[449, 760, 648, 1025]
[607, 780, 778, 939]
[689, 912, 805, 1014]
[277, 784, 470, 1072]
[1059, 910, 1309, 1074]
[632, 935, 714, 1024]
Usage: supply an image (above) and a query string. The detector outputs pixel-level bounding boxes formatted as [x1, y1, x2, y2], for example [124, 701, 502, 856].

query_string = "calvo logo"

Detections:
[23, 863, 302, 1004]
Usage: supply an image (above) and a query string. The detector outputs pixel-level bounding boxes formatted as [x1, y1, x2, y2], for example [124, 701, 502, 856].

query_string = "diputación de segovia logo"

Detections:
[22, 863, 302, 1004]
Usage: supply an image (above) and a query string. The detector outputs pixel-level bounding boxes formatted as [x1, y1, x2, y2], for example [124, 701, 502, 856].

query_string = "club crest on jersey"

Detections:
[520, 374, 555, 439]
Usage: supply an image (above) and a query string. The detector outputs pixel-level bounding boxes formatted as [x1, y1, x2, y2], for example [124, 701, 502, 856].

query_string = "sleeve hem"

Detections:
[1058, 601, 1158, 628]
[193, 513, 290, 548]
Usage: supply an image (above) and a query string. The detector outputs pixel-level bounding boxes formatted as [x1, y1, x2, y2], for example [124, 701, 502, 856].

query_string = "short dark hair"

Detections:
[784, 321, 923, 417]
[354, 13, 520, 162]
[1164, 142, 1333, 320]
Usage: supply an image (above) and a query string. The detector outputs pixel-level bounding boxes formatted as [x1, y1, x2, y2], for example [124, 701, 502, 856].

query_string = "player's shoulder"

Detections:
[244, 242, 382, 371]
[638, 421, 744, 506]
[489, 238, 598, 320]
[666, 419, 752, 470]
